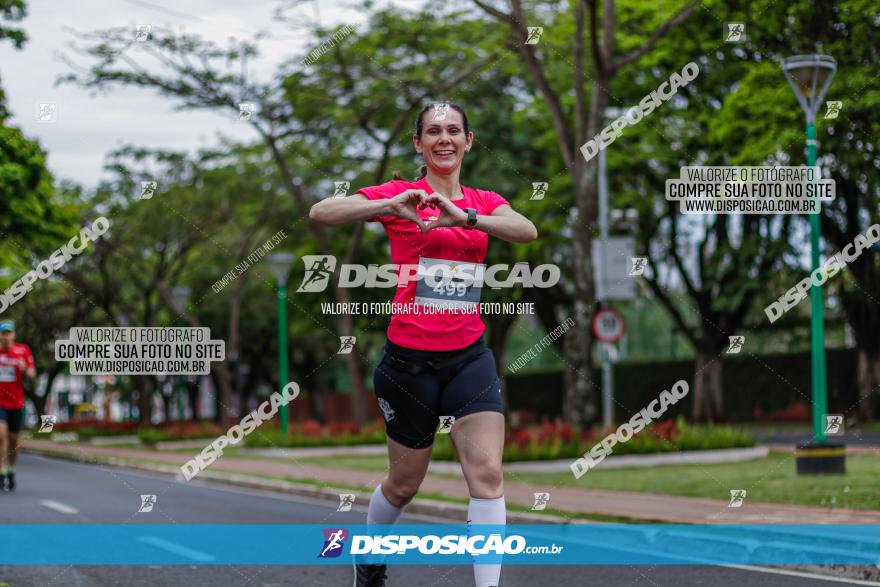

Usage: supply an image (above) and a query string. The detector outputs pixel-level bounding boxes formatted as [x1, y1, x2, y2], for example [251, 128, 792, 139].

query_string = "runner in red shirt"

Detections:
[310, 102, 538, 587]
[0, 319, 36, 491]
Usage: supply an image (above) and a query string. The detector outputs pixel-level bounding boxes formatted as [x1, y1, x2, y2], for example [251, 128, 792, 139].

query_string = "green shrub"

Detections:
[243, 426, 386, 448]
[675, 418, 755, 451]
[53, 419, 138, 437]
[74, 427, 141, 440]
[430, 419, 755, 462]
[138, 421, 226, 444]
[138, 428, 170, 444]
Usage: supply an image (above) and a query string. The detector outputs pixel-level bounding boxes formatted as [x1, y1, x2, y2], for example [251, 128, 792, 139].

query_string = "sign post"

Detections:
[592, 307, 626, 428]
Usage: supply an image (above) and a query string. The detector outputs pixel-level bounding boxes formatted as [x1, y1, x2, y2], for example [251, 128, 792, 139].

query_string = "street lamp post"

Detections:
[267, 253, 296, 434]
[781, 55, 836, 442]
[595, 106, 636, 429]
[170, 286, 191, 422]
[782, 54, 845, 474]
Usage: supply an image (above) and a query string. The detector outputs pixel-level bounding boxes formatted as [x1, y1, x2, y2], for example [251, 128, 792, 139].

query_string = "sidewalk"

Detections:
[765, 442, 879, 455]
[23, 439, 880, 525]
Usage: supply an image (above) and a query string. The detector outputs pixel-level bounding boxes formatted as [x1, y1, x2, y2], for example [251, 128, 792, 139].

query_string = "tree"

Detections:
[597, 3, 797, 421]
[1, 0, 80, 414]
[0, 0, 26, 120]
[472, 0, 699, 426]
[713, 0, 880, 419]
[58, 9, 505, 423]
[0, 0, 73, 270]
[614, 0, 880, 421]
[59, 141, 301, 425]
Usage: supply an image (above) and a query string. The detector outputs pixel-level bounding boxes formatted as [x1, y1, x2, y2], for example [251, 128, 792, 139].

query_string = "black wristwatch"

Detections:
[463, 208, 478, 230]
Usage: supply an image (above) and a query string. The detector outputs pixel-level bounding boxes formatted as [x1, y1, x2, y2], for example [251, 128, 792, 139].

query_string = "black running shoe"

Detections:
[0, 473, 8, 492]
[353, 562, 387, 587]
[6, 471, 13, 491]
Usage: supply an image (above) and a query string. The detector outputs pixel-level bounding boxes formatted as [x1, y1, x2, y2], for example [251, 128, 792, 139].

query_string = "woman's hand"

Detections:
[423, 193, 468, 230]
[386, 189, 431, 233]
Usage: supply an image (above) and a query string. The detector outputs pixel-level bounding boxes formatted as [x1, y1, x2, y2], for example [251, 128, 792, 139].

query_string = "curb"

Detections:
[22, 446, 569, 525]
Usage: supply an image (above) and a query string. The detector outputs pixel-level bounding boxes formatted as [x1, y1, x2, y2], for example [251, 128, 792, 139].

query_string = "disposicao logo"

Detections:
[318, 528, 348, 558]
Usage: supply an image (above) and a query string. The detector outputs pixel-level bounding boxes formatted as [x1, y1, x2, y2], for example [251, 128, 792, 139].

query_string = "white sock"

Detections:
[468, 496, 506, 587]
[363, 484, 406, 566]
[367, 484, 406, 526]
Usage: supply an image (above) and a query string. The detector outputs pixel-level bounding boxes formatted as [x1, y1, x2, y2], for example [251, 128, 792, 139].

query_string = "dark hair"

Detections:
[393, 101, 470, 181]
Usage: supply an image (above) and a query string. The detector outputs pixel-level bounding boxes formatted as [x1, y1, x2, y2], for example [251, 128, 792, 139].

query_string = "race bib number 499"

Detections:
[414, 257, 484, 310]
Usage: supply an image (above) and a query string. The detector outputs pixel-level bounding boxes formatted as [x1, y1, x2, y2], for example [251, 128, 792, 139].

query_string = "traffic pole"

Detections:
[806, 121, 829, 443]
[277, 280, 289, 434]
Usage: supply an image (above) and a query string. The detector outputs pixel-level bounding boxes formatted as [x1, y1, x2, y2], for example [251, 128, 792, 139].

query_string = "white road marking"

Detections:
[136, 537, 216, 562]
[39, 500, 79, 515]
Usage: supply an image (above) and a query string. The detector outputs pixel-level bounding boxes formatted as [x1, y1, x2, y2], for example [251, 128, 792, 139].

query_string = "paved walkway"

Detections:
[764, 442, 879, 455]
[23, 439, 880, 525]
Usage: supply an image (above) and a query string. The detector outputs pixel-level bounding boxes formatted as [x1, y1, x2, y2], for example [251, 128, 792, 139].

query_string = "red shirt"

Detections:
[0, 343, 34, 409]
[356, 177, 509, 351]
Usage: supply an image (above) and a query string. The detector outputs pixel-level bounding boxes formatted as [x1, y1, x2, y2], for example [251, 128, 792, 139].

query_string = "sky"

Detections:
[0, 0, 423, 189]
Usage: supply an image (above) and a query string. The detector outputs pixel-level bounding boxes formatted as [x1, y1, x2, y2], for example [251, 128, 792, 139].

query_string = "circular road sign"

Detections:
[592, 307, 626, 343]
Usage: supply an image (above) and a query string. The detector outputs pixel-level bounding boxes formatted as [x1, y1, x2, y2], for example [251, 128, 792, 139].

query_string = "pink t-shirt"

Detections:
[356, 177, 510, 351]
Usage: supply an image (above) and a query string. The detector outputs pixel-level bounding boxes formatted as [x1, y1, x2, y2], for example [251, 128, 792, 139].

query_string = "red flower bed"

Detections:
[54, 419, 139, 434]
[501, 417, 680, 450]
[753, 401, 812, 422]
[328, 421, 360, 435]
[282, 419, 384, 438]
[535, 418, 574, 444]
[298, 420, 323, 438]
[649, 418, 680, 442]
[245, 419, 388, 447]
[508, 428, 532, 448]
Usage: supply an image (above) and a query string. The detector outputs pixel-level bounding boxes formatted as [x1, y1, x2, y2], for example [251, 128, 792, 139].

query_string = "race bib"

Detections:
[0, 365, 17, 382]
[414, 257, 484, 310]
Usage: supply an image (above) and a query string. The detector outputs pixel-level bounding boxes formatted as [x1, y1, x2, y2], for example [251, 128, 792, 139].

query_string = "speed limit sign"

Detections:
[592, 307, 626, 343]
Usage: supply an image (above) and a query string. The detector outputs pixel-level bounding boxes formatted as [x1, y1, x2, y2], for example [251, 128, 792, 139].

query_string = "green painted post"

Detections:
[806, 121, 828, 443]
[277, 280, 289, 434]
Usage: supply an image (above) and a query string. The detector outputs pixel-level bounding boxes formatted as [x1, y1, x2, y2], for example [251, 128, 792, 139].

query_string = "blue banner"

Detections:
[1, 524, 877, 565]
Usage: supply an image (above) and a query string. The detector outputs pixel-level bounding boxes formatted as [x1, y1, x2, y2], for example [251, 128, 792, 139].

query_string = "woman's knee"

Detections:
[383, 476, 423, 506]
[466, 460, 503, 497]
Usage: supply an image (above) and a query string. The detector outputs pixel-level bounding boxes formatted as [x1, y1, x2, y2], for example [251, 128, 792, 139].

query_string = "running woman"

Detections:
[0, 319, 36, 492]
[309, 102, 537, 587]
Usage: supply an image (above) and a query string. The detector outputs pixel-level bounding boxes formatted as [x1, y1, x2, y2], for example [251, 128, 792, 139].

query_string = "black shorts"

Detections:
[372, 336, 504, 449]
[0, 407, 23, 433]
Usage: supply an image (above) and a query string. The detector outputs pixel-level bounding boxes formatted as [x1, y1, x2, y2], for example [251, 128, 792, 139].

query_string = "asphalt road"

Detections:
[0, 454, 871, 587]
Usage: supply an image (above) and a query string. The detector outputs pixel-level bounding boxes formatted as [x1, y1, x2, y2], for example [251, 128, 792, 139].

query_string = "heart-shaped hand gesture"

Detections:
[387, 189, 431, 233]
[423, 193, 468, 231]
